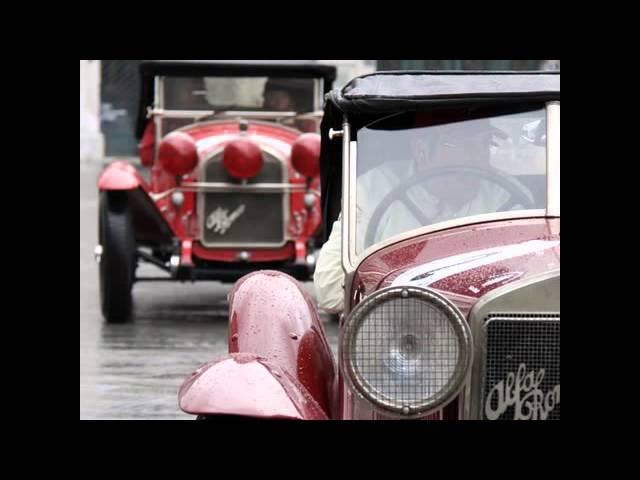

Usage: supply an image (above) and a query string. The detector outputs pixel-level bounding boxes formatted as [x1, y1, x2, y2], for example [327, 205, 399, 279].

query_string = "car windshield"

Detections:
[162, 76, 319, 112]
[355, 105, 548, 254]
[158, 75, 322, 135]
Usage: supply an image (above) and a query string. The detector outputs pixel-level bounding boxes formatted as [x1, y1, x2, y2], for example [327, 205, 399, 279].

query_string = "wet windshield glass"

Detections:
[162, 76, 318, 112]
[355, 106, 547, 254]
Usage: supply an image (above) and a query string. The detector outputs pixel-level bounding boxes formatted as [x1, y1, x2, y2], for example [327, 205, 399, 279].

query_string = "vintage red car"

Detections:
[95, 61, 337, 323]
[178, 70, 560, 420]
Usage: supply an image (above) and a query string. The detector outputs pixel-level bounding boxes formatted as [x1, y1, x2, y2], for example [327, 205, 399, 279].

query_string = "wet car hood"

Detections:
[352, 218, 560, 316]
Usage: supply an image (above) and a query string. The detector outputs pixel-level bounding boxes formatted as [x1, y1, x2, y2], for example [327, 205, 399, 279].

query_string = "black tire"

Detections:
[99, 191, 136, 323]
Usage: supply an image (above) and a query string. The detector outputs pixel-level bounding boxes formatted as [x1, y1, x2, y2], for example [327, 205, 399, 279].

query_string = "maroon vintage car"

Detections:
[178, 71, 560, 420]
[95, 61, 336, 323]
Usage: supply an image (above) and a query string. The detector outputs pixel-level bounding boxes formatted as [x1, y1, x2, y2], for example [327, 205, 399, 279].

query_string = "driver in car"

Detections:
[262, 78, 319, 132]
[314, 113, 535, 314]
[263, 78, 305, 111]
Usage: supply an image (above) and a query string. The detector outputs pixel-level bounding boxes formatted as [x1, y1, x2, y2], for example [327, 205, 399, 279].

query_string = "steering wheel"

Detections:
[364, 165, 535, 248]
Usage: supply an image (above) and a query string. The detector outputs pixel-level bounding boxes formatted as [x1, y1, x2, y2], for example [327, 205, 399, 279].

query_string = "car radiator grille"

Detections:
[482, 314, 560, 420]
[200, 152, 285, 247]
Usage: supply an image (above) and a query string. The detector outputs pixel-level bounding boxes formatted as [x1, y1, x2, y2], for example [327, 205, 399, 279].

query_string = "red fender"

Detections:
[97, 160, 147, 191]
[227, 270, 337, 418]
[178, 353, 328, 420]
[97, 161, 175, 245]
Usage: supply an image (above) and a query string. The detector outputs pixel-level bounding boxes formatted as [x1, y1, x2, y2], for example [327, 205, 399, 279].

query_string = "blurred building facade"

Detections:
[80, 60, 105, 161]
[80, 59, 559, 161]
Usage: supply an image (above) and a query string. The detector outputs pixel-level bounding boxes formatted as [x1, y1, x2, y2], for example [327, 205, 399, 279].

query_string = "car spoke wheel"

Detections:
[99, 191, 136, 323]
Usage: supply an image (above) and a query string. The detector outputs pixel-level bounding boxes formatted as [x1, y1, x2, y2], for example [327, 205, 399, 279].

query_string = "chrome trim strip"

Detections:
[342, 125, 360, 318]
[182, 182, 308, 193]
[154, 115, 162, 163]
[150, 108, 324, 121]
[348, 141, 358, 269]
[157, 76, 163, 110]
[546, 101, 560, 217]
[343, 270, 357, 319]
[459, 384, 467, 420]
[340, 121, 352, 273]
[150, 183, 314, 201]
[153, 76, 162, 162]
[313, 78, 322, 112]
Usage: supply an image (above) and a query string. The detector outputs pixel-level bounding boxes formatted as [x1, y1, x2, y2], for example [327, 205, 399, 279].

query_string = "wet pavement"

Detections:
[80, 162, 339, 420]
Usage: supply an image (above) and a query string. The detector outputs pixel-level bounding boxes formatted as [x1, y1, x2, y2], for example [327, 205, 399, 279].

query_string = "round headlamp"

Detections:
[341, 286, 472, 417]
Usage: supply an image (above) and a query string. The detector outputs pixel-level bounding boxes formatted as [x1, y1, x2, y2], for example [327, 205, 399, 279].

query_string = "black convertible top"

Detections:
[327, 70, 559, 114]
[140, 60, 337, 82]
[136, 60, 337, 138]
[319, 70, 560, 241]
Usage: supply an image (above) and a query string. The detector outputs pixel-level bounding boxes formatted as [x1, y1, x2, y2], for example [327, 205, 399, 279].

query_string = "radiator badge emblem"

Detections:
[485, 363, 560, 420]
[206, 205, 246, 235]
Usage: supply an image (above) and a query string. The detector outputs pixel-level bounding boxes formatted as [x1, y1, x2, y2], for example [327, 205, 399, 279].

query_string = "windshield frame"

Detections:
[340, 101, 560, 273]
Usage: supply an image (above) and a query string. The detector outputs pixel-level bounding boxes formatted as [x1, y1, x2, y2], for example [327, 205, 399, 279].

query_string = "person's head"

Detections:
[263, 88, 297, 111]
[411, 110, 498, 168]
[263, 78, 313, 112]
[410, 111, 502, 205]
[427, 121, 494, 168]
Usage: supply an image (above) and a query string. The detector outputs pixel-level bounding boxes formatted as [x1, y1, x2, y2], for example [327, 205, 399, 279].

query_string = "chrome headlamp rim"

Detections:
[340, 285, 473, 417]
